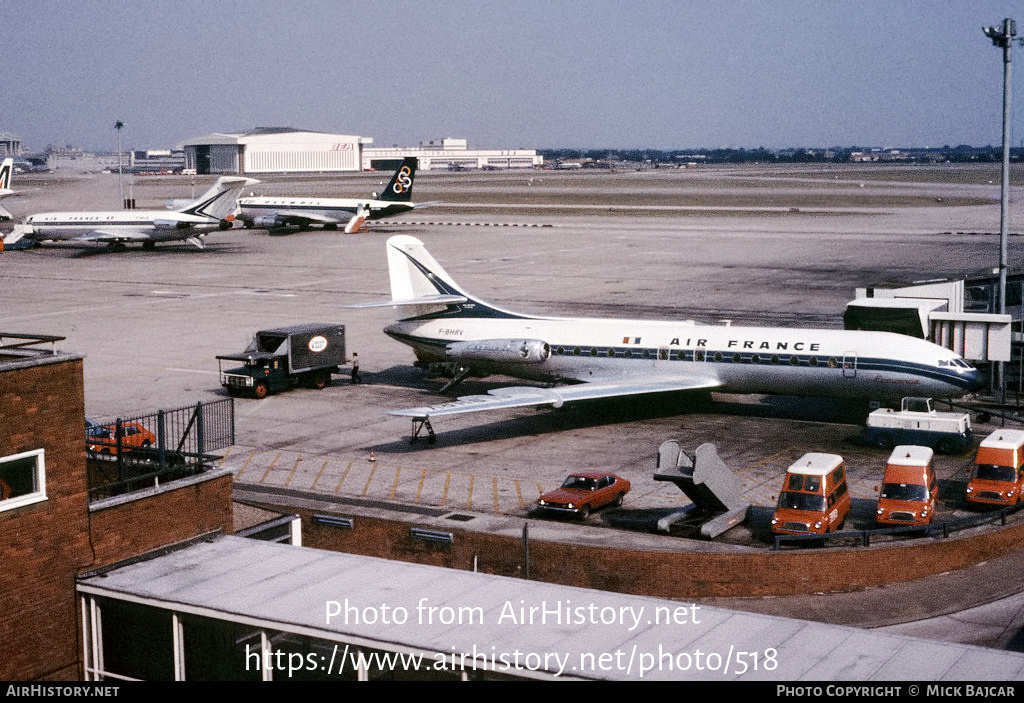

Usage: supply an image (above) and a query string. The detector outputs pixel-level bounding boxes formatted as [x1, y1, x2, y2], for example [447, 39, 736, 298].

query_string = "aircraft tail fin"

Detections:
[177, 176, 261, 221]
[376, 157, 417, 202]
[0, 158, 13, 191]
[379, 235, 524, 319]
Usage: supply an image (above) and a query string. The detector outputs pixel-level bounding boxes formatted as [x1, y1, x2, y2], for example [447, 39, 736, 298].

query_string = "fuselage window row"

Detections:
[551, 345, 843, 368]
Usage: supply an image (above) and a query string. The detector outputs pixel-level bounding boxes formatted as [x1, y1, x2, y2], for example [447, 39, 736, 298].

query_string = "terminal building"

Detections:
[181, 128, 541, 175]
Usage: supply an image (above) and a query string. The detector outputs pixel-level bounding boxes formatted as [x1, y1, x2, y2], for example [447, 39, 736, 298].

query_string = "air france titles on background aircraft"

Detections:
[0, 158, 17, 220]
[239, 156, 430, 234]
[10, 176, 259, 250]
[353, 235, 981, 429]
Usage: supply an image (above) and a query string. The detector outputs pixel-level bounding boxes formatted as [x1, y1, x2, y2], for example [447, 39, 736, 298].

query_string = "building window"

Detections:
[0, 449, 46, 511]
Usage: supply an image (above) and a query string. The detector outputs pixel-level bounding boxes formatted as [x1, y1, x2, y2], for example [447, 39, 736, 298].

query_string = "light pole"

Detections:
[984, 19, 1017, 405]
[115, 121, 124, 208]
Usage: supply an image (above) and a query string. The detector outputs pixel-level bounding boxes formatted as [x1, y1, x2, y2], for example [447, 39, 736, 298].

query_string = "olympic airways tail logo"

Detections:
[392, 166, 413, 194]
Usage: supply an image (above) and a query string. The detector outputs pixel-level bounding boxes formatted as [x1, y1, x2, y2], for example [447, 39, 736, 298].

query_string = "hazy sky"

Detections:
[6, 0, 1024, 152]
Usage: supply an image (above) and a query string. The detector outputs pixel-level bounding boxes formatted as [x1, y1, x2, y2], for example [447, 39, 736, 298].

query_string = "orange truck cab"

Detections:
[966, 429, 1024, 507]
[771, 453, 851, 535]
[875, 445, 937, 526]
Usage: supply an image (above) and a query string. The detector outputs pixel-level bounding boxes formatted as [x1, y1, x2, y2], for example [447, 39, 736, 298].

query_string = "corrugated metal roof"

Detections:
[77, 535, 1024, 681]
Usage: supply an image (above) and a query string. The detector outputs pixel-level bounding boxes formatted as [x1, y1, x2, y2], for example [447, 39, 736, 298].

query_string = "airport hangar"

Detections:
[180, 129, 542, 175]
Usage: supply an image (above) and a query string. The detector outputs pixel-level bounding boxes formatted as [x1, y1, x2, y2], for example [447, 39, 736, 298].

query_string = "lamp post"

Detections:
[115, 121, 124, 208]
[984, 19, 1017, 405]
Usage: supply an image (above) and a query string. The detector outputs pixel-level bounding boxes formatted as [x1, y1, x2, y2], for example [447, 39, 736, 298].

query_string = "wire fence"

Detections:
[86, 399, 234, 502]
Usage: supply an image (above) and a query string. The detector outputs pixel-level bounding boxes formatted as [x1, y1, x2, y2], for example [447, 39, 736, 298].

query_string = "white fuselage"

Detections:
[385, 315, 980, 400]
[25, 211, 219, 241]
[239, 197, 414, 224]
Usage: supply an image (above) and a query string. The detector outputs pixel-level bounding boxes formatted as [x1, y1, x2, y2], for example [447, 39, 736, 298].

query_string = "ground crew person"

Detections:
[350, 352, 361, 383]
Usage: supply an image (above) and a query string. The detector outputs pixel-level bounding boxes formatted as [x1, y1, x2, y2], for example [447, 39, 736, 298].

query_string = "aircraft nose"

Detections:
[966, 366, 985, 392]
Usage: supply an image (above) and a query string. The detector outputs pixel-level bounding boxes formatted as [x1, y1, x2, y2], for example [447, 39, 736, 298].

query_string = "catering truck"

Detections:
[218, 323, 345, 398]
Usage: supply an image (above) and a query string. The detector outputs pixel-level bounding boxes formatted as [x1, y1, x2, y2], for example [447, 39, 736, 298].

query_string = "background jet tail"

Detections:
[377, 157, 417, 202]
[178, 176, 260, 220]
[0, 158, 13, 191]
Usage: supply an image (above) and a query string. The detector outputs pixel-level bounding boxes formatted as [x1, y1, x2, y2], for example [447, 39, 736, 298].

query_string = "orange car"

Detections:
[535, 471, 631, 519]
[87, 422, 156, 456]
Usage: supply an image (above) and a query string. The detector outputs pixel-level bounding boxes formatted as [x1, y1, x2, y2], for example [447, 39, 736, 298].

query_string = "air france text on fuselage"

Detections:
[667, 338, 821, 352]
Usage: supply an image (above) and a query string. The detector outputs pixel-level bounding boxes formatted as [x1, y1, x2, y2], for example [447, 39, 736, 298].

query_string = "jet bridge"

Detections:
[653, 440, 751, 539]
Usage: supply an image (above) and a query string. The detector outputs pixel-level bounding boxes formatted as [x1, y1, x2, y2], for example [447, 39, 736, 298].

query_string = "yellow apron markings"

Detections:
[514, 480, 525, 508]
[259, 453, 281, 484]
[390, 466, 402, 500]
[361, 463, 378, 497]
[333, 460, 353, 494]
[233, 449, 259, 479]
[441, 472, 452, 506]
[415, 469, 427, 504]
[216, 446, 233, 467]
[234, 450, 576, 514]
[310, 458, 331, 491]
[283, 455, 303, 487]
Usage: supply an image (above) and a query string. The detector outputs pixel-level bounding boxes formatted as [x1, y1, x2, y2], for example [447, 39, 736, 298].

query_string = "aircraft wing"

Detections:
[0, 204, 12, 220]
[386, 374, 722, 419]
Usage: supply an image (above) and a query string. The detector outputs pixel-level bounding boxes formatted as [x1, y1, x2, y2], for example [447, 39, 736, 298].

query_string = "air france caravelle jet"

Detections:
[360, 236, 982, 436]
[9, 176, 259, 250]
[0, 158, 17, 220]
[239, 156, 429, 234]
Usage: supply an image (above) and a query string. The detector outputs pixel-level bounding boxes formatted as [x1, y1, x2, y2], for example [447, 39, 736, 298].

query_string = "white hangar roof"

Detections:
[181, 127, 372, 148]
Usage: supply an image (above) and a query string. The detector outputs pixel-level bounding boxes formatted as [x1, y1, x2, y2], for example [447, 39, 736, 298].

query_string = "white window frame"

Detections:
[0, 448, 47, 512]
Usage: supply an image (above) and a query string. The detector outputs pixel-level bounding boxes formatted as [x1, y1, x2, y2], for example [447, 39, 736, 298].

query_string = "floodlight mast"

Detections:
[984, 18, 1017, 405]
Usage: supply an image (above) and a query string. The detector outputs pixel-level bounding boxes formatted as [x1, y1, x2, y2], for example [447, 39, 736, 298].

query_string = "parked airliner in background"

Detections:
[356, 235, 982, 430]
[8, 176, 259, 250]
[0, 158, 17, 220]
[239, 157, 430, 234]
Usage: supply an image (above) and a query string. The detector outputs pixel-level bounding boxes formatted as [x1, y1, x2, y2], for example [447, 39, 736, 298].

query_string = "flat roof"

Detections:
[786, 453, 844, 476]
[979, 430, 1024, 449]
[76, 536, 1024, 681]
[887, 446, 934, 467]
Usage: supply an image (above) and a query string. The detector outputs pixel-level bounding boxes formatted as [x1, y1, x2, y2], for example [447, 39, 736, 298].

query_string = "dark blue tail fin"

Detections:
[378, 157, 417, 202]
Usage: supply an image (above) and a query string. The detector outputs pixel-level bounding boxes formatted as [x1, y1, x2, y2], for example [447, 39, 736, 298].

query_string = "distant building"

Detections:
[181, 128, 542, 174]
[364, 138, 542, 171]
[130, 149, 186, 174]
[181, 128, 371, 175]
[0, 133, 22, 156]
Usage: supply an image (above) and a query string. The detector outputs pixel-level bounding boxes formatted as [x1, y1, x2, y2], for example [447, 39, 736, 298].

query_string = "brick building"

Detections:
[0, 334, 233, 681]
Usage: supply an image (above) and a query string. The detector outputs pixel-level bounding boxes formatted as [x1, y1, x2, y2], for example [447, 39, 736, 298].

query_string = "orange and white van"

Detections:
[771, 453, 851, 535]
[966, 429, 1024, 507]
[875, 445, 937, 526]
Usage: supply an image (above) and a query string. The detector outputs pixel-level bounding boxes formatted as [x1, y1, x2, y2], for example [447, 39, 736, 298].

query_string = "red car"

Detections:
[535, 472, 631, 519]
[87, 422, 156, 456]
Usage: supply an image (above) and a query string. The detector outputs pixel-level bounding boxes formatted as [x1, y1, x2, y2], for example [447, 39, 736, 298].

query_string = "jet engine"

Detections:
[153, 219, 191, 230]
[445, 339, 551, 364]
[252, 214, 285, 229]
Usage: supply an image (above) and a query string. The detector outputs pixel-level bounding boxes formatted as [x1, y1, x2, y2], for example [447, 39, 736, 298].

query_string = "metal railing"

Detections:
[772, 500, 1024, 549]
[87, 399, 234, 501]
